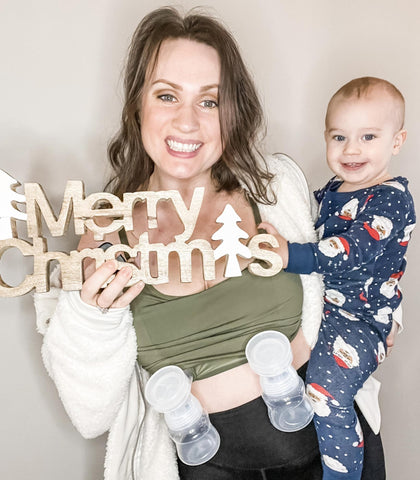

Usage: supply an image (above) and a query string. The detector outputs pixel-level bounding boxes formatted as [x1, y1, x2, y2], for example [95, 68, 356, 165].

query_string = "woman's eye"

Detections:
[200, 99, 218, 109]
[362, 134, 375, 141]
[333, 135, 345, 142]
[158, 94, 176, 103]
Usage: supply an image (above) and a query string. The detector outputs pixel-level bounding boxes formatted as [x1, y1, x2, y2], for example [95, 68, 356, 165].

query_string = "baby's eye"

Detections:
[199, 99, 218, 109]
[362, 134, 375, 141]
[158, 94, 177, 103]
[333, 135, 345, 142]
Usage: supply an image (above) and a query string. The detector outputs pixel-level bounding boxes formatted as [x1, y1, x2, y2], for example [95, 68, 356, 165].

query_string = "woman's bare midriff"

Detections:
[191, 328, 311, 413]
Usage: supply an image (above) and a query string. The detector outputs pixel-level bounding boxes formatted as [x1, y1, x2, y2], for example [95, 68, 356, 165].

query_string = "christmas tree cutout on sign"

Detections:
[211, 204, 251, 277]
[0, 171, 27, 240]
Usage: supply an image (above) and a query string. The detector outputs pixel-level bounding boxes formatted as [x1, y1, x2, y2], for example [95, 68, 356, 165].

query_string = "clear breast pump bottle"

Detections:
[145, 365, 220, 465]
[246, 330, 314, 432]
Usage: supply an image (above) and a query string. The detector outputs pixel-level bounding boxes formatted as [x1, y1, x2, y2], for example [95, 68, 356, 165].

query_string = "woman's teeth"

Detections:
[167, 139, 201, 152]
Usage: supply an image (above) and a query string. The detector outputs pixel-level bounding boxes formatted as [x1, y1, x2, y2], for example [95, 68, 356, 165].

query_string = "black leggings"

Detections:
[177, 364, 385, 480]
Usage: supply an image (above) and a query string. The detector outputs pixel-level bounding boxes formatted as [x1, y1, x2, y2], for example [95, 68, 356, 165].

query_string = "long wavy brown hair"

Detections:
[107, 7, 274, 204]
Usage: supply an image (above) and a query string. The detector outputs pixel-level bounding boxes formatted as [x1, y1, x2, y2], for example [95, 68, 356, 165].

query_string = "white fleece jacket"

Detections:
[34, 154, 379, 480]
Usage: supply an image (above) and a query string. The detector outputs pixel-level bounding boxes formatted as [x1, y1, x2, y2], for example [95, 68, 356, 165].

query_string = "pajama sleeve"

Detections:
[286, 187, 415, 275]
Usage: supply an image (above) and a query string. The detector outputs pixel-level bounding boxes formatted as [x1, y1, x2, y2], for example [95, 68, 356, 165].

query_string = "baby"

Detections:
[262, 77, 416, 479]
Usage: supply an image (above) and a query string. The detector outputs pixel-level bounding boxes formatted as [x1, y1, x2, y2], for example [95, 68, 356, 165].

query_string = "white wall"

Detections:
[1, 1, 419, 478]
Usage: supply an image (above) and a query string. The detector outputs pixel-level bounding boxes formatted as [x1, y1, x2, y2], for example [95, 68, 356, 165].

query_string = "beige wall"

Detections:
[1, 1, 418, 478]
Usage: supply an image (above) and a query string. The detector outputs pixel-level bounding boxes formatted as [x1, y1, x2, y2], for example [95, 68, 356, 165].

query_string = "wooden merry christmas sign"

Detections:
[0, 170, 282, 297]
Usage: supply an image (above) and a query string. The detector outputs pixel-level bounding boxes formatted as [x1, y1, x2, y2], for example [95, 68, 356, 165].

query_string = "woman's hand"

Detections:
[80, 260, 144, 311]
[258, 222, 290, 269]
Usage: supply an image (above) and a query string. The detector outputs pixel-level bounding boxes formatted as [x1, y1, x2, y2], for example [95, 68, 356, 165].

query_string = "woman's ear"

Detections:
[392, 129, 407, 154]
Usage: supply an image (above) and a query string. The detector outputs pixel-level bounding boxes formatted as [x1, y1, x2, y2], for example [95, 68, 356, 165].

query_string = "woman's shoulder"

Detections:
[258, 153, 316, 241]
[264, 153, 312, 206]
[265, 152, 305, 177]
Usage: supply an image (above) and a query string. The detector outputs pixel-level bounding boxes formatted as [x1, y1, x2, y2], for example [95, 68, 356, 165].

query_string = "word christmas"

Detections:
[0, 170, 283, 297]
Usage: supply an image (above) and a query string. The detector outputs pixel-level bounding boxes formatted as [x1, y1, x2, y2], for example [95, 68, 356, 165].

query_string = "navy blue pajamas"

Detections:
[286, 177, 416, 479]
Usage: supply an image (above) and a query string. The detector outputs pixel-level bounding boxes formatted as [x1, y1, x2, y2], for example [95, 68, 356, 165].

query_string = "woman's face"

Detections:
[140, 38, 223, 187]
[141, 39, 222, 188]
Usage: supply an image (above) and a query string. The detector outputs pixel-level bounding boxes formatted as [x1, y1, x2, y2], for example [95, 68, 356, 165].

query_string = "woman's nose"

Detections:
[172, 103, 199, 132]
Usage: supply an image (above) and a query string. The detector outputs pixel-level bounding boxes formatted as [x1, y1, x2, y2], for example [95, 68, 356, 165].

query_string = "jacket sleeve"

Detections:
[36, 288, 138, 439]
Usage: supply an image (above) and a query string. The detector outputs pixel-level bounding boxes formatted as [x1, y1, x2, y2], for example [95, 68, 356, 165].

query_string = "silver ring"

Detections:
[96, 298, 110, 314]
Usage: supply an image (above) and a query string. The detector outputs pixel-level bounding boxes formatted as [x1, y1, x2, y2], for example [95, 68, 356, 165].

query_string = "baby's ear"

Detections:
[392, 129, 407, 154]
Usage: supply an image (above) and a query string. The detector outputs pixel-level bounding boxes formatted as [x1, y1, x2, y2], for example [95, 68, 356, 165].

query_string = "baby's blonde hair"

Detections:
[326, 77, 405, 130]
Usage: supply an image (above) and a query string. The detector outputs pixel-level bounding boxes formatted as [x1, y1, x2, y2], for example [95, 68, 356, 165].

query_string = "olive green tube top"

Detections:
[130, 269, 303, 380]
[120, 200, 303, 381]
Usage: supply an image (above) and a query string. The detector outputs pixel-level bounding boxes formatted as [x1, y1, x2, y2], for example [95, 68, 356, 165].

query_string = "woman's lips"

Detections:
[166, 138, 202, 154]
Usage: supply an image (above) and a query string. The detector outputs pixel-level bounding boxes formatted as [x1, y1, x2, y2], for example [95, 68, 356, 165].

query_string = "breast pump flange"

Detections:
[246, 330, 314, 432]
[145, 365, 220, 466]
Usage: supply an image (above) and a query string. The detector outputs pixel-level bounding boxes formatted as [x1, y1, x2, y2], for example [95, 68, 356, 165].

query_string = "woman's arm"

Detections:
[40, 288, 138, 438]
[290, 327, 311, 369]
[36, 229, 144, 439]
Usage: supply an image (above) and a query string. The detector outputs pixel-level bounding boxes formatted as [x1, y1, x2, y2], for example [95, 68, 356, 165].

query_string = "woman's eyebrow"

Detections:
[151, 79, 219, 93]
[151, 79, 180, 89]
[199, 84, 219, 93]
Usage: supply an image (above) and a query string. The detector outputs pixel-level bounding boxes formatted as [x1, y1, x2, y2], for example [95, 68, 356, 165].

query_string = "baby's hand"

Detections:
[258, 222, 289, 269]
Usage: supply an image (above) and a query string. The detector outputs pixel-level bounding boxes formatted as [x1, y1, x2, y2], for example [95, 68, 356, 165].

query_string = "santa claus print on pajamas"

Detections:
[319, 236, 350, 259]
[307, 383, 340, 417]
[285, 176, 416, 477]
[332, 335, 360, 369]
[363, 215, 393, 240]
[379, 272, 403, 299]
[325, 288, 346, 306]
[400, 223, 415, 246]
[337, 198, 359, 221]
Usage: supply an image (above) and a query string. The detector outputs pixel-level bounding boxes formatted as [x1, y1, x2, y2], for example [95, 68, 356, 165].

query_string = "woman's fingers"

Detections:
[81, 260, 119, 305]
[112, 280, 145, 308]
[95, 267, 133, 308]
[81, 260, 145, 310]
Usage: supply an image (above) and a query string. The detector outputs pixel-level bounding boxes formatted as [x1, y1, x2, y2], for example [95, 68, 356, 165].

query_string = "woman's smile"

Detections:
[165, 137, 203, 155]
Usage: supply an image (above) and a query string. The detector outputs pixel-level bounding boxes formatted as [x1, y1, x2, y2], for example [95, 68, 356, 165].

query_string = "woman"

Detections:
[35, 7, 386, 479]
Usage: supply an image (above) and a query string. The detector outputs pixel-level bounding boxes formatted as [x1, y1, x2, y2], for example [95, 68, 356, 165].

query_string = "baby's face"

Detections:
[324, 90, 406, 192]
